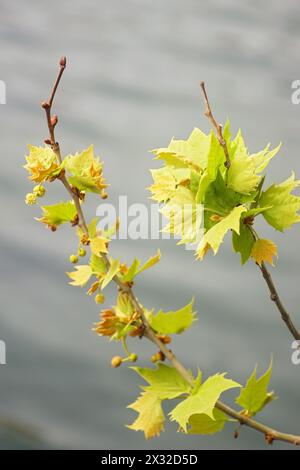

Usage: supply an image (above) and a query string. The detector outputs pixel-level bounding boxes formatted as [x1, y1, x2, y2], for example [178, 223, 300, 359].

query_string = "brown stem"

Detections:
[199, 81, 231, 169]
[259, 262, 300, 341]
[248, 227, 300, 341]
[40, 58, 300, 446]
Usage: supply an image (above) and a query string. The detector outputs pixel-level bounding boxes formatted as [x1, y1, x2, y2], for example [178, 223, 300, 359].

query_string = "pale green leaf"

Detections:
[236, 360, 276, 416]
[63, 145, 106, 194]
[137, 249, 161, 275]
[169, 373, 240, 432]
[132, 364, 191, 400]
[36, 201, 77, 227]
[259, 173, 300, 231]
[227, 153, 260, 195]
[188, 408, 227, 435]
[251, 143, 281, 173]
[67, 265, 92, 287]
[89, 254, 106, 276]
[197, 205, 246, 259]
[127, 391, 165, 439]
[101, 258, 120, 289]
[149, 299, 196, 335]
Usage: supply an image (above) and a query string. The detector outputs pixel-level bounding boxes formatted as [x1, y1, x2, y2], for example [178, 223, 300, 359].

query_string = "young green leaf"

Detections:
[169, 373, 240, 432]
[63, 145, 107, 194]
[89, 254, 107, 276]
[90, 236, 109, 255]
[232, 223, 254, 265]
[188, 408, 227, 435]
[137, 249, 161, 275]
[227, 151, 260, 195]
[235, 360, 276, 417]
[101, 258, 120, 289]
[251, 143, 281, 173]
[149, 299, 196, 335]
[121, 258, 141, 283]
[67, 265, 92, 287]
[197, 205, 246, 259]
[24, 145, 59, 182]
[37, 201, 77, 228]
[127, 391, 165, 439]
[259, 173, 300, 231]
[251, 239, 277, 266]
[132, 364, 191, 400]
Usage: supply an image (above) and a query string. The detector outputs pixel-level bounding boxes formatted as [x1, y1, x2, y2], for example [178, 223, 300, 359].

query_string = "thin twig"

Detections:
[259, 262, 300, 340]
[199, 81, 231, 169]
[40, 58, 300, 446]
[248, 227, 300, 341]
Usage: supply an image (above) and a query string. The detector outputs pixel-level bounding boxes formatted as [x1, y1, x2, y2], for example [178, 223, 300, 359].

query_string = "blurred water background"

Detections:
[0, 0, 300, 450]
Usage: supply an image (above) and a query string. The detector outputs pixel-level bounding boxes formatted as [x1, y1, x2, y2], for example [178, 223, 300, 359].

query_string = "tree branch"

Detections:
[248, 227, 300, 341]
[199, 81, 231, 169]
[259, 262, 300, 341]
[40, 58, 300, 446]
[198, 83, 300, 342]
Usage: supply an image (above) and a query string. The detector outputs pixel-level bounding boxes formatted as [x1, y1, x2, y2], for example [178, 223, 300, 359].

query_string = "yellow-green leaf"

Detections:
[169, 373, 240, 432]
[197, 205, 246, 259]
[127, 391, 165, 439]
[67, 265, 92, 287]
[137, 249, 161, 275]
[251, 239, 277, 266]
[101, 258, 120, 289]
[90, 236, 108, 255]
[24, 145, 59, 182]
[259, 173, 300, 231]
[36, 201, 77, 227]
[132, 364, 191, 400]
[228, 153, 260, 195]
[188, 408, 227, 435]
[63, 145, 107, 194]
[149, 299, 196, 335]
[236, 360, 276, 416]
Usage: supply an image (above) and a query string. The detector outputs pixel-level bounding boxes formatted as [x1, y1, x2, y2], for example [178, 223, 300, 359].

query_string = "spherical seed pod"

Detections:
[129, 353, 138, 363]
[69, 254, 78, 264]
[95, 293, 105, 304]
[111, 356, 123, 368]
[78, 248, 86, 257]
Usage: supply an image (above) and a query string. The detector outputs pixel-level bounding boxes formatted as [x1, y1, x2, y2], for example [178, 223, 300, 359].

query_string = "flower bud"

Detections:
[33, 184, 46, 197]
[25, 193, 37, 205]
[69, 254, 78, 264]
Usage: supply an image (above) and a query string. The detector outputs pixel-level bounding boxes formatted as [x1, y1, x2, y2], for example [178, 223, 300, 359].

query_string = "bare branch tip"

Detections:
[59, 56, 67, 68]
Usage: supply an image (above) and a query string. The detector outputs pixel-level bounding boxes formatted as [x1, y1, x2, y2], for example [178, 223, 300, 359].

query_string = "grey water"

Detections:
[0, 0, 299, 449]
